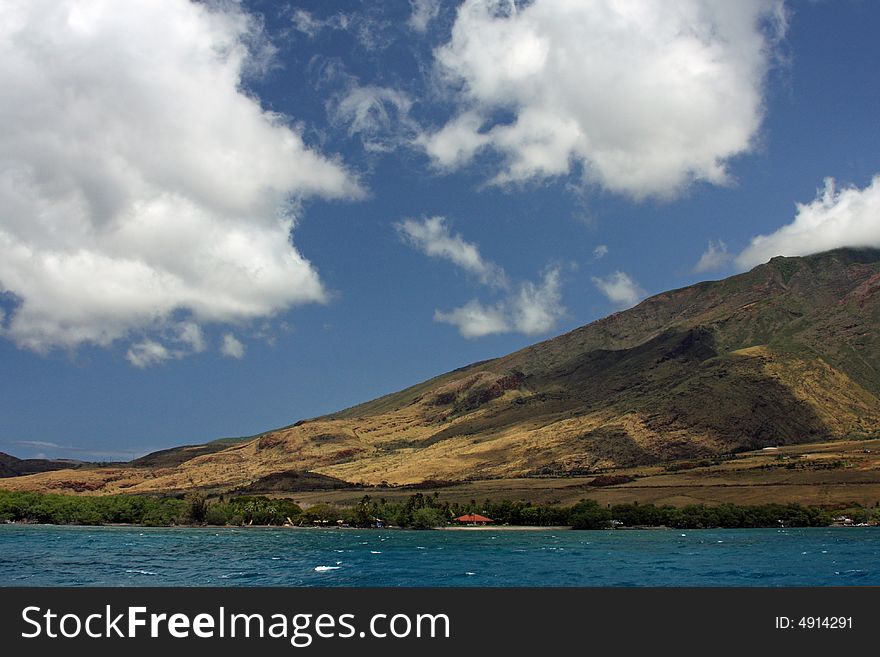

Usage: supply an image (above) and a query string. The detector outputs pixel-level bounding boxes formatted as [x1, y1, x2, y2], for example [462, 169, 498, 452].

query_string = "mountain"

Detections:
[0, 452, 81, 478]
[3, 248, 879, 495]
[129, 436, 251, 468]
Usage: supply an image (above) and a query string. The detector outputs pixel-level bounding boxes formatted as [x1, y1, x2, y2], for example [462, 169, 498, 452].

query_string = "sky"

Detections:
[1, 0, 879, 461]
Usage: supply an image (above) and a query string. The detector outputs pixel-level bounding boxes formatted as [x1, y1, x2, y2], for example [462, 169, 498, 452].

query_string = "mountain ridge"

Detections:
[3, 247, 879, 495]
[0, 452, 81, 479]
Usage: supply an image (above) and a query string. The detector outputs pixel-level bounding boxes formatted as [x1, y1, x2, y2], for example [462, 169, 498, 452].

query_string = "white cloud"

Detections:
[434, 300, 510, 338]
[592, 271, 646, 309]
[511, 267, 564, 335]
[176, 322, 206, 354]
[332, 84, 417, 153]
[220, 333, 246, 359]
[125, 321, 208, 367]
[737, 176, 880, 269]
[396, 216, 507, 287]
[3, 438, 142, 460]
[419, 110, 492, 170]
[0, 0, 361, 359]
[291, 8, 328, 38]
[290, 8, 392, 52]
[435, 267, 565, 339]
[694, 239, 733, 273]
[13, 440, 61, 450]
[399, 217, 564, 338]
[593, 245, 608, 259]
[408, 0, 442, 33]
[126, 340, 173, 369]
[423, 0, 783, 198]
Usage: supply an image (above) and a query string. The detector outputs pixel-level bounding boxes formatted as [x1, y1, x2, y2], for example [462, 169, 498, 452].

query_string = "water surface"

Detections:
[1, 525, 877, 586]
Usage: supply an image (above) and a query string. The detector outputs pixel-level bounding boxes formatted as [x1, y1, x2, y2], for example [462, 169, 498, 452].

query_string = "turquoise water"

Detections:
[1, 525, 878, 586]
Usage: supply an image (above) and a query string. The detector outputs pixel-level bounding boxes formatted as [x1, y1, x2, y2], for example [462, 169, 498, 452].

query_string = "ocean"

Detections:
[1, 524, 877, 587]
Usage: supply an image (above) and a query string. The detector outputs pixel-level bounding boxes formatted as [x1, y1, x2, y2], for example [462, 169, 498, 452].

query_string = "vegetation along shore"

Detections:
[2, 489, 877, 531]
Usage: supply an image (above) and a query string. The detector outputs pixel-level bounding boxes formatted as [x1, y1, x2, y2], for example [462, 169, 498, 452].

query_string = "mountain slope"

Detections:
[4, 248, 880, 494]
[0, 453, 81, 478]
[129, 436, 251, 468]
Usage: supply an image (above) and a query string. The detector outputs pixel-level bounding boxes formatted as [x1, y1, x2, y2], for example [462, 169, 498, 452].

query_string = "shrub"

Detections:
[205, 504, 230, 526]
[301, 503, 342, 525]
[409, 507, 447, 529]
[569, 500, 612, 529]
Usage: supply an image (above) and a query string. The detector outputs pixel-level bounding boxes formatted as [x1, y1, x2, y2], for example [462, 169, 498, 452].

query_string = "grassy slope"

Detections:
[4, 248, 879, 495]
[130, 436, 252, 468]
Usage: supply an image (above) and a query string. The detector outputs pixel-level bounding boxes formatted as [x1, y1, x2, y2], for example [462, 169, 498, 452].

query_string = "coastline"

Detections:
[437, 525, 571, 531]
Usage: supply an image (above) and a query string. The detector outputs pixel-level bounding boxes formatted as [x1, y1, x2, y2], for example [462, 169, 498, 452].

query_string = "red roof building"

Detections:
[454, 514, 493, 525]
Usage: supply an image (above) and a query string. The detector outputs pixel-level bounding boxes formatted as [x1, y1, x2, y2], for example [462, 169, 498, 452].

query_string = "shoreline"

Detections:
[437, 525, 571, 531]
[6, 521, 872, 532]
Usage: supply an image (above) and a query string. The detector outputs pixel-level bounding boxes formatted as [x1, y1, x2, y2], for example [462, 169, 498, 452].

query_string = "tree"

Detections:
[410, 507, 447, 530]
[184, 492, 207, 524]
[354, 495, 373, 526]
[569, 500, 611, 530]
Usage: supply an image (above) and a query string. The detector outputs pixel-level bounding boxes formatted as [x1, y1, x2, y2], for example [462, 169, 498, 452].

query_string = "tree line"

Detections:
[1, 489, 872, 529]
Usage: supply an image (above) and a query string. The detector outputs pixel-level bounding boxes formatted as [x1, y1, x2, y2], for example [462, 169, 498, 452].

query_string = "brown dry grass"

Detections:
[4, 252, 880, 498]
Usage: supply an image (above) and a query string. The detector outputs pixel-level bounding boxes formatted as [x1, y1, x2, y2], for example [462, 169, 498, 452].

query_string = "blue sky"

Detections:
[1, 0, 879, 460]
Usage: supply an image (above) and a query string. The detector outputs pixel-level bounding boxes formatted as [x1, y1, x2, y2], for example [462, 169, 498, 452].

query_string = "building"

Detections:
[454, 513, 493, 525]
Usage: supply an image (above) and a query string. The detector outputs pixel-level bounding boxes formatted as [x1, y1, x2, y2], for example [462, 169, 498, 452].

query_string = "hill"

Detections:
[3, 248, 879, 496]
[129, 436, 252, 468]
[0, 452, 81, 478]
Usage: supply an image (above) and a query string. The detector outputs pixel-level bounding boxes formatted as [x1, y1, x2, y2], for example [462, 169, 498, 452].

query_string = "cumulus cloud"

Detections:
[126, 340, 173, 369]
[694, 239, 733, 273]
[398, 217, 564, 338]
[419, 110, 492, 171]
[176, 322, 207, 354]
[220, 334, 246, 360]
[124, 321, 207, 368]
[737, 176, 880, 269]
[0, 0, 361, 360]
[510, 267, 563, 334]
[408, 0, 442, 33]
[592, 271, 646, 309]
[422, 0, 783, 198]
[396, 216, 507, 287]
[593, 245, 608, 260]
[435, 268, 564, 338]
[434, 300, 510, 338]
